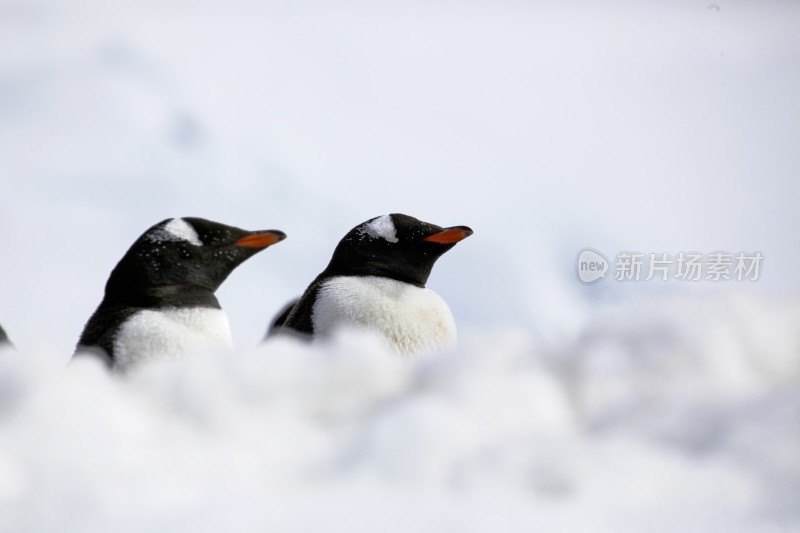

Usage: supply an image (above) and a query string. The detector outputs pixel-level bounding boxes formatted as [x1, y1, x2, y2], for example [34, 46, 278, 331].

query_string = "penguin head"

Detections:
[104, 217, 286, 301]
[323, 213, 472, 287]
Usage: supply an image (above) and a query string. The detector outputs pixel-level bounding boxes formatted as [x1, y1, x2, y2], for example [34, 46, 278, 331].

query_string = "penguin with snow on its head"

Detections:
[268, 213, 472, 355]
[75, 217, 286, 372]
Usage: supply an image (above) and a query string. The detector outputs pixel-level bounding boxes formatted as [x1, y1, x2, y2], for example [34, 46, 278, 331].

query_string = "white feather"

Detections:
[146, 218, 203, 246]
[113, 308, 232, 371]
[312, 276, 456, 355]
[358, 215, 399, 243]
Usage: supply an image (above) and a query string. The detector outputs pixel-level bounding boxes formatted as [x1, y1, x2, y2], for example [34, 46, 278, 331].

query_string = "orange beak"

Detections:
[423, 226, 473, 244]
[235, 230, 287, 249]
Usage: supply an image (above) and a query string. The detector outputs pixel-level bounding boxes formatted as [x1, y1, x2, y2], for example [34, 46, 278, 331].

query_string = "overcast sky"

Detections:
[1, 0, 798, 351]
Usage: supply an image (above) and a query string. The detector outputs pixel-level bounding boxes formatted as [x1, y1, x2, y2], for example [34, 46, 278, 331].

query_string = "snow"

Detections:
[359, 215, 399, 243]
[0, 0, 799, 531]
[0, 292, 798, 532]
[146, 218, 204, 247]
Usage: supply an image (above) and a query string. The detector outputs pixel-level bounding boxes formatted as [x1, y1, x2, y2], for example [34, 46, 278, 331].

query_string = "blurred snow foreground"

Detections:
[0, 293, 798, 533]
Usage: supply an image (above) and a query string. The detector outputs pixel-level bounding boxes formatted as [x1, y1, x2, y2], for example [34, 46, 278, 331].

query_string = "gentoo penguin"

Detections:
[0, 323, 11, 348]
[75, 217, 286, 371]
[269, 213, 472, 354]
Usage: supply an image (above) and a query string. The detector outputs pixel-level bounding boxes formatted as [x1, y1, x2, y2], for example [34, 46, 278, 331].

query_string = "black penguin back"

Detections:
[275, 281, 323, 337]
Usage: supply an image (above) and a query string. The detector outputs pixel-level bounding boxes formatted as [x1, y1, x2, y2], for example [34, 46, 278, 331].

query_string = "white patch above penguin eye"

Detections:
[147, 218, 203, 246]
[358, 215, 399, 243]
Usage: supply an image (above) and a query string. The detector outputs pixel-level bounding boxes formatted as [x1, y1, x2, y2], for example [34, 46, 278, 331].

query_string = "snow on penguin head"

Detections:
[146, 217, 204, 246]
[358, 214, 399, 243]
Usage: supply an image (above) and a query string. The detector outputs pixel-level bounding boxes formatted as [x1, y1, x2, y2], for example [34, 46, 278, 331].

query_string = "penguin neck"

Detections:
[104, 284, 222, 310]
[320, 259, 431, 289]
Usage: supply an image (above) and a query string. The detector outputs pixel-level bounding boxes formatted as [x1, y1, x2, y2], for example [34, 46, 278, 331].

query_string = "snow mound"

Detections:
[0, 294, 798, 532]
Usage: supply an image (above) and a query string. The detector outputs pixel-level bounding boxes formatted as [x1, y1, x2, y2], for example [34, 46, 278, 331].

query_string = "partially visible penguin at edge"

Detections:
[0, 323, 12, 349]
[268, 213, 472, 355]
[75, 217, 286, 373]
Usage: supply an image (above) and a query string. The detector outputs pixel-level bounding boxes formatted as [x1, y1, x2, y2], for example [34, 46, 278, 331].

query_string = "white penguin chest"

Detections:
[113, 307, 233, 371]
[311, 276, 457, 355]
